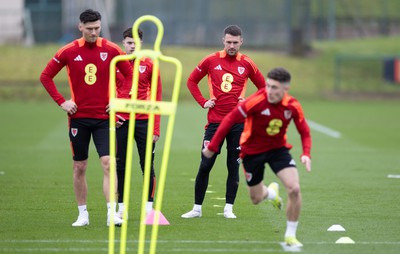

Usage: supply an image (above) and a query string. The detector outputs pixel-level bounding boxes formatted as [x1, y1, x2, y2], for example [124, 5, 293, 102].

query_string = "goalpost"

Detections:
[107, 15, 182, 254]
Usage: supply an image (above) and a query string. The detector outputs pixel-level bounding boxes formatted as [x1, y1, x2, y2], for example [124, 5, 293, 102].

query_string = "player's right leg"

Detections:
[277, 166, 302, 246]
[223, 124, 243, 219]
[135, 120, 156, 215]
[69, 118, 91, 227]
[182, 125, 220, 218]
[181, 152, 217, 218]
[93, 119, 123, 226]
[116, 121, 129, 219]
[72, 160, 90, 226]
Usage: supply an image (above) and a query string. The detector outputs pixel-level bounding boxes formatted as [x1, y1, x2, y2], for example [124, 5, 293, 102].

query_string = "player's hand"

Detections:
[153, 135, 160, 142]
[301, 155, 311, 172]
[203, 98, 216, 109]
[238, 97, 245, 102]
[105, 104, 110, 113]
[202, 147, 215, 158]
[116, 114, 126, 128]
[61, 100, 77, 115]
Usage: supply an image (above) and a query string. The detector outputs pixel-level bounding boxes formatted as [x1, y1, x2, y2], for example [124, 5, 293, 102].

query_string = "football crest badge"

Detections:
[100, 52, 108, 61]
[139, 65, 147, 73]
[284, 110, 292, 119]
[71, 128, 78, 137]
[245, 172, 252, 182]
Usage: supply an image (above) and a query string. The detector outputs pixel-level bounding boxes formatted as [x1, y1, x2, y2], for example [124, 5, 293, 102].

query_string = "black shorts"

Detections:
[69, 118, 109, 161]
[242, 147, 296, 186]
[203, 123, 243, 153]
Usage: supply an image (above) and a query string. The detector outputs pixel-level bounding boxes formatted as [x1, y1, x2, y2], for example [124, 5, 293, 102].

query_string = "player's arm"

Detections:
[238, 81, 247, 102]
[292, 102, 312, 172]
[244, 56, 266, 90]
[116, 60, 133, 92]
[40, 53, 78, 115]
[252, 71, 267, 90]
[40, 55, 67, 106]
[115, 69, 126, 96]
[187, 59, 210, 108]
[111, 62, 132, 126]
[153, 69, 163, 141]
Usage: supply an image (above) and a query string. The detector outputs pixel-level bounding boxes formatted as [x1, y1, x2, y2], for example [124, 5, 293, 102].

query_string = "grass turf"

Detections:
[0, 99, 399, 253]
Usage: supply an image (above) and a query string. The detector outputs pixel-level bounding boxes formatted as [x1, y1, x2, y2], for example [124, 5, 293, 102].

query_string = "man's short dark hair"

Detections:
[123, 27, 143, 40]
[224, 25, 242, 37]
[79, 9, 101, 24]
[267, 67, 291, 83]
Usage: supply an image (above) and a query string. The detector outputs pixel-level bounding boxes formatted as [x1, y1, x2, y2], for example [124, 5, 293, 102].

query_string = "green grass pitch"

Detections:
[0, 99, 399, 253]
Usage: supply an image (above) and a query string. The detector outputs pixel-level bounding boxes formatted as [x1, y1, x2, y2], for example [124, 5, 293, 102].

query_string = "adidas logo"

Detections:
[214, 64, 222, 70]
[289, 159, 296, 166]
[261, 108, 270, 116]
[74, 55, 83, 61]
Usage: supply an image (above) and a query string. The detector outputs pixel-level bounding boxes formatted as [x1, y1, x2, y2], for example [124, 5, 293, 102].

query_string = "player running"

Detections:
[203, 67, 312, 247]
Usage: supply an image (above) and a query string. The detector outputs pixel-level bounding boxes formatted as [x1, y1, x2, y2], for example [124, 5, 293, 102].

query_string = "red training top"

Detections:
[40, 37, 133, 119]
[116, 57, 162, 136]
[207, 88, 312, 158]
[187, 50, 265, 124]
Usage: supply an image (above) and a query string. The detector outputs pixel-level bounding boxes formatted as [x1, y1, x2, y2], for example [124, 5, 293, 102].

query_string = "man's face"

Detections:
[223, 34, 243, 56]
[122, 37, 141, 54]
[79, 20, 101, 43]
[266, 78, 289, 104]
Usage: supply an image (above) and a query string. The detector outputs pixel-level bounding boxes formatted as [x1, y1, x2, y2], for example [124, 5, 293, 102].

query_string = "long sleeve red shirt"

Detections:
[40, 37, 133, 119]
[187, 50, 265, 124]
[116, 57, 162, 136]
[207, 88, 312, 158]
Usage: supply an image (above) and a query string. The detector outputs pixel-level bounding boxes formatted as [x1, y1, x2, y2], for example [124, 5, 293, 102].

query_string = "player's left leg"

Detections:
[277, 166, 303, 247]
[93, 119, 123, 226]
[72, 159, 90, 227]
[135, 120, 156, 214]
[224, 123, 243, 218]
[69, 118, 91, 227]
[116, 120, 129, 218]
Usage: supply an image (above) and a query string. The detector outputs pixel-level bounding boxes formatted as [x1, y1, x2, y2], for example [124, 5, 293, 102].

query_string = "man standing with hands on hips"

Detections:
[182, 25, 265, 219]
[40, 9, 132, 227]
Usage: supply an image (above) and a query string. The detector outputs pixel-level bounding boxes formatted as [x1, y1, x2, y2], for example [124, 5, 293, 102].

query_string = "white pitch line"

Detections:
[0, 247, 282, 253]
[2, 239, 400, 245]
[307, 120, 341, 138]
[3, 240, 400, 253]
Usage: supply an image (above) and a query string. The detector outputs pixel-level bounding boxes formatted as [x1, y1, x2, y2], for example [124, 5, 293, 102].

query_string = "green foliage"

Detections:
[310, 0, 400, 18]
[0, 100, 400, 253]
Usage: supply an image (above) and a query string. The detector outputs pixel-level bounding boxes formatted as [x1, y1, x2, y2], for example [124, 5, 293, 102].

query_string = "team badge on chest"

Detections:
[284, 110, 292, 119]
[100, 52, 108, 61]
[238, 67, 245, 75]
[139, 65, 147, 73]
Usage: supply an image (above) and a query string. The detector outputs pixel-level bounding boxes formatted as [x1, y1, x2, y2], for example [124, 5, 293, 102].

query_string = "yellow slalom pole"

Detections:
[108, 15, 182, 254]
[109, 52, 132, 254]
[119, 49, 141, 254]
[149, 54, 182, 254]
